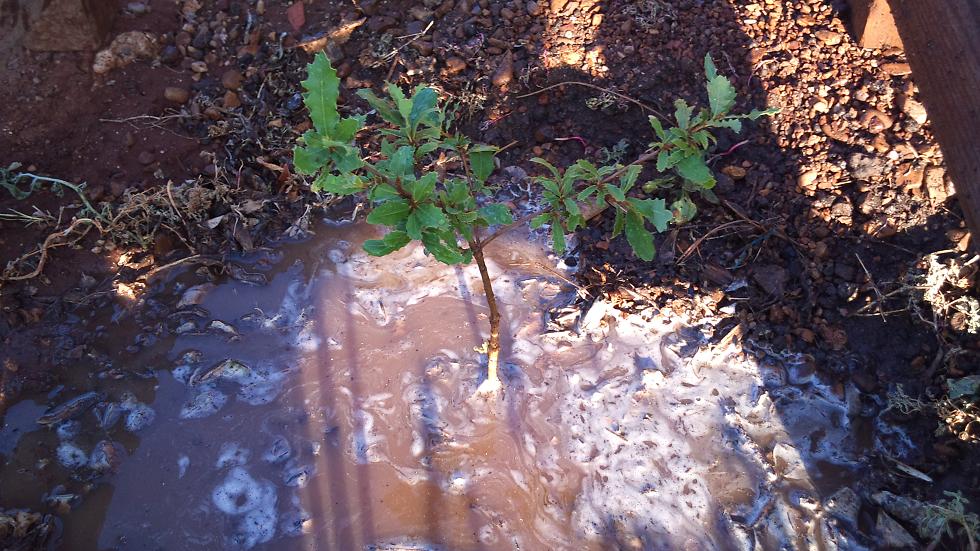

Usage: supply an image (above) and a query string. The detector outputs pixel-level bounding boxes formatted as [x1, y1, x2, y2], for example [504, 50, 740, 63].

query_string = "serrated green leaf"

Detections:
[612, 209, 625, 238]
[628, 197, 672, 232]
[712, 118, 742, 133]
[563, 198, 581, 224]
[566, 159, 598, 183]
[604, 184, 626, 202]
[445, 179, 468, 204]
[577, 185, 598, 201]
[387, 83, 413, 124]
[313, 172, 364, 196]
[539, 178, 560, 195]
[334, 116, 365, 142]
[469, 144, 497, 182]
[649, 116, 667, 141]
[676, 154, 715, 188]
[366, 198, 411, 226]
[624, 210, 655, 261]
[302, 53, 341, 135]
[478, 203, 512, 225]
[704, 53, 719, 81]
[692, 130, 711, 150]
[674, 99, 693, 130]
[363, 230, 411, 256]
[294, 144, 326, 175]
[670, 195, 698, 224]
[707, 75, 737, 117]
[620, 164, 642, 192]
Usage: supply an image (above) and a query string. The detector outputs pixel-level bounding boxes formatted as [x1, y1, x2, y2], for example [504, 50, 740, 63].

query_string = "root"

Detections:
[1, 218, 103, 281]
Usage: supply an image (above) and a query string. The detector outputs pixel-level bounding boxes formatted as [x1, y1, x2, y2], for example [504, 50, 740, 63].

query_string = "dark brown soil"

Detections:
[1, 0, 978, 546]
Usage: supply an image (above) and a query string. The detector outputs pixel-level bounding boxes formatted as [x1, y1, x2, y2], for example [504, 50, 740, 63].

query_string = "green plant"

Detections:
[1, 163, 106, 221]
[293, 52, 771, 393]
[918, 491, 979, 550]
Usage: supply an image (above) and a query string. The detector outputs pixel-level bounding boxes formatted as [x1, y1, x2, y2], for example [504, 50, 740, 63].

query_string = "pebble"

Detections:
[221, 69, 243, 90]
[491, 51, 514, 88]
[223, 90, 241, 109]
[881, 62, 912, 76]
[444, 57, 467, 74]
[163, 86, 190, 103]
[899, 96, 928, 124]
[798, 170, 819, 190]
[859, 109, 893, 133]
[190, 61, 208, 73]
[159, 45, 181, 65]
[815, 30, 842, 46]
[526, 0, 541, 16]
[137, 151, 156, 165]
[721, 165, 747, 180]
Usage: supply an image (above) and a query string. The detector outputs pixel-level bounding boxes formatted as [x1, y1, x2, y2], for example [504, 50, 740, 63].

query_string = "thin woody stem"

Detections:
[468, 236, 501, 388]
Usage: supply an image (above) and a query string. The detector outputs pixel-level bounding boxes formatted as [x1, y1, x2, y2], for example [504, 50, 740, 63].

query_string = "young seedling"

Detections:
[293, 53, 772, 394]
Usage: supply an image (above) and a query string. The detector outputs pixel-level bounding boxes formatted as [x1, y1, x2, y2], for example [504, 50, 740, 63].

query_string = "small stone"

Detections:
[815, 30, 842, 46]
[924, 164, 951, 204]
[860, 109, 893, 133]
[222, 90, 241, 109]
[825, 487, 861, 528]
[752, 264, 788, 296]
[159, 45, 181, 65]
[899, 96, 928, 124]
[163, 86, 190, 103]
[526, 0, 541, 16]
[444, 57, 467, 74]
[221, 69, 243, 90]
[882, 62, 912, 76]
[190, 60, 208, 73]
[137, 151, 155, 165]
[848, 153, 885, 181]
[721, 165, 747, 180]
[491, 51, 514, 88]
[550, 0, 569, 12]
[798, 170, 819, 190]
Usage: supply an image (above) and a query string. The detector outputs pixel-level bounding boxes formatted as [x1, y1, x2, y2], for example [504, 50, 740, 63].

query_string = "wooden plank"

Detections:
[888, 0, 980, 248]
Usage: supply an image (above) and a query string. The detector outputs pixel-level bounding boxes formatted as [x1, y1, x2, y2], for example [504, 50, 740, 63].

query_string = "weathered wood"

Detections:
[888, 0, 980, 247]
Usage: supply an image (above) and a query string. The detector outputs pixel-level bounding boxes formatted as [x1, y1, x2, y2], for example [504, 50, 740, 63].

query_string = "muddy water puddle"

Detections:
[2, 223, 876, 550]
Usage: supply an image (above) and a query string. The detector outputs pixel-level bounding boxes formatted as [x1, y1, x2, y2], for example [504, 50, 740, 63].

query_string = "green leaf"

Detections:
[676, 154, 715, 188]
[649, 116, 667, 141]
[366, 199, 411, 226]
[357, 89, 403, 126]
[746, 107, 780, 120]
[674, 99, 693, 130]
[620, 164, 642, 192]
[370, 183, 401, 200]
[628, 197, 672, 232]
[670, 195, 698, 224]
[611, 209, 625, 238]
[478, 203, 513, 225]
[313, 173, 364, 196]
[604, 184, 626, 202]
[363, 230, 411, 256]
[409, 86, 440, 128]
[469, 144, 498, 182]
[530, 157, 560, 179]
[538, 178, 560, 195]
[624, 210, 655, 261]
[387, 146, 416, 177]
[421, 230, 468, 264]
[445, 179, 469, 205]
[712, 118, 742, 133]
[707, 75, 737, 117]
[414, 202, 448, 229]
[406, 173, 437, 202]
[577, 185, 598, 201]
[704, 53, 719, 81]
[302, 53, 341, 135]
[530, 213, 550, 229]
[294, 144, 326, 175]
[388, 83, 414, 125]
[550, 214, 567, 255]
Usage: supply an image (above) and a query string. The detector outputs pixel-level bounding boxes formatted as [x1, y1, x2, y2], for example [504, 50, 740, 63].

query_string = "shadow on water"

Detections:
[0, 0, 966, 549]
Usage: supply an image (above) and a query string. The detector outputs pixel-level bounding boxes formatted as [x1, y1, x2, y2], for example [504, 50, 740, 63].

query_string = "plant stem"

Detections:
[468, 236, 502, 391]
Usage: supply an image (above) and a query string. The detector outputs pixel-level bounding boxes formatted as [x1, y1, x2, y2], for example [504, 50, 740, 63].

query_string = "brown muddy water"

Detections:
[1, 222, 885, 550]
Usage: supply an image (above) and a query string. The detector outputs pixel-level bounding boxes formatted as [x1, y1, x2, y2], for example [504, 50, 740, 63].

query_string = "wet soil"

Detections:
[1, 0, 979, 548]
[1, 224, 878, 549]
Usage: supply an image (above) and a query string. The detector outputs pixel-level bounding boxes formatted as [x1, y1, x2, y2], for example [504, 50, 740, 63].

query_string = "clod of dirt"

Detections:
[92, 31, 159, 75]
